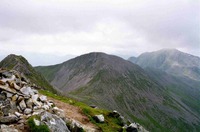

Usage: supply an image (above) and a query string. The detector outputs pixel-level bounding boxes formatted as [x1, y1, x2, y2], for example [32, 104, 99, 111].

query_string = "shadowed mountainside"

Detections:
[36, 52, 200, 131]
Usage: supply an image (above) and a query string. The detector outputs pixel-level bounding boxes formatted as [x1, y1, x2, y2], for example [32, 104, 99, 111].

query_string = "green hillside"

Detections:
[35, 52, 200, 131]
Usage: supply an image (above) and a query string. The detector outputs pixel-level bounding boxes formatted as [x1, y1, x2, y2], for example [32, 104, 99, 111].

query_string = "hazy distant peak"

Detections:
[129, 49, 200, 81]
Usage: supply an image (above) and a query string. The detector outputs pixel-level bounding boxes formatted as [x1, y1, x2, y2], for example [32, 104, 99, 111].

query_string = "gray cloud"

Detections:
[0, 0, 199, 65]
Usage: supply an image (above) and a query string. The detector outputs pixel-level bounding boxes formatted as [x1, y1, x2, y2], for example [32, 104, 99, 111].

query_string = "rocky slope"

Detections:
[0, 69, 70, 132]
[0, 54, 55, 92]
[0, 68, 147, 132]
[36, 52, 200, 131]
[128, 49, 200, 81]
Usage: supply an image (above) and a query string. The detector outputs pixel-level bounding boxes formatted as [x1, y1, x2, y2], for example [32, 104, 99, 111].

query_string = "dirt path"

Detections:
[47, 97, 100, 132]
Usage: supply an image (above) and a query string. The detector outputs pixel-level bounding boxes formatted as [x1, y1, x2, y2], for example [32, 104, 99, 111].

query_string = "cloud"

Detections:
[0, 0, 199, 65]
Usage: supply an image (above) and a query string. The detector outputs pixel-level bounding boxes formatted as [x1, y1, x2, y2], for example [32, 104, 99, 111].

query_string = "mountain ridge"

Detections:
[35, 52, 200, 131]
[128, 49, 200, 81]
[0, 54, 56, 92]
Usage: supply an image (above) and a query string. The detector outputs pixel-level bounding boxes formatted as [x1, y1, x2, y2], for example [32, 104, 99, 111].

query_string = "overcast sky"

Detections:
[0, 0, 199, 66]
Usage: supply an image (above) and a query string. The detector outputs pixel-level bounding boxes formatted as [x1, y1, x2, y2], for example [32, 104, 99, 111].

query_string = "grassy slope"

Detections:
[35, 53, 200, 132]
[69, 69, 200, 132]
[39, 90, 126, 132]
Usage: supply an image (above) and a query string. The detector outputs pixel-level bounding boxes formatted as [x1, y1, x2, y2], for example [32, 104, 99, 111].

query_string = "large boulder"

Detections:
[93, 114, 104, 123]
[40, 111, 70, 132]
[0, 115, 19, 123]
[126, 123, 138, 132]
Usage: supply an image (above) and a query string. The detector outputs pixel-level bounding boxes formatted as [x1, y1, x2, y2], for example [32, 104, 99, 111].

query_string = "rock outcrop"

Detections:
[0, 69, 84, 132]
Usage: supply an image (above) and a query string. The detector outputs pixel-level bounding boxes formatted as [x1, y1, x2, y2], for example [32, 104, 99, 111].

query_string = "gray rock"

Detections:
[2, 91, 13, 98]
[126, 123, 138, 132]
[19, 100, 26, 110]
[20, 87, 34, 96]
[32, 89, 38, 94]
[67, 119, 84, 132]
[33, 118, 40, 126]
[32, 94, 42, 107]
[39, 95, 47, 102]
[52, 107, 65, 118]
[41, 111, 70, 132]
[109, 110, 121, 118]
[14, 112, 22, 117]
[11, 94, 18, 101]
[26, 98, 33, 109]
[0, 115, 18, 123]
[2, 105, 11, 116]
[93, 114, 104, 123]
[24, 108, 32, 115]
[0, 124, 18, 132]
[0, 93, 6, 100]
[42, 104, 50, 110]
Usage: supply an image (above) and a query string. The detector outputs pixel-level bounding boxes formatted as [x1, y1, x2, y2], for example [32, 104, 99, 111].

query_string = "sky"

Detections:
[0, 0, 199, 66]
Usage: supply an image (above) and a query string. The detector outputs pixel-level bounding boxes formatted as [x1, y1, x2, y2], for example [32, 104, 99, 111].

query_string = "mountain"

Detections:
[0, 54, 55, 92]
[36, 52, 200, 131]
[128, 49, 200, 81]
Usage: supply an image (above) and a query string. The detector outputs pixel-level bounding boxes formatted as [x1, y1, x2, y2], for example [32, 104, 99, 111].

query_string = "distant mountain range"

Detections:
[35, 50, 200, 132]
[128, 49, 200, 81]
[1, 49, 199, 131]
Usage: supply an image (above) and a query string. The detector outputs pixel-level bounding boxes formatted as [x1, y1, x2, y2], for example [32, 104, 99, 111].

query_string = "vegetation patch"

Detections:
[27, 115, 50, 132]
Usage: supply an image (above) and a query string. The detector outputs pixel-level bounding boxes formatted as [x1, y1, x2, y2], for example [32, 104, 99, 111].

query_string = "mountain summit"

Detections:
[129, 49, 200, 81]
[36, 52, 200, 131]
[0, 54, 55, 92]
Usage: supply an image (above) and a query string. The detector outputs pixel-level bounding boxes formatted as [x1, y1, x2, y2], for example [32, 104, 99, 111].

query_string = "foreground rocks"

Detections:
[0, 69, 148, 132]
[0, 69, 85, 132]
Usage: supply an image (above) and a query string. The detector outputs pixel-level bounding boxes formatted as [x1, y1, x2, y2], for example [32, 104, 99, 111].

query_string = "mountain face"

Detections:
[36, 52, 200, 132]
[128, 49, 200, 81]
[0, 54, 55, 92]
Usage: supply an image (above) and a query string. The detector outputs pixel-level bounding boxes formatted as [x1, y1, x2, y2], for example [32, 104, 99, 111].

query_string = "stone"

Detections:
[39, 95, 47, 102]
[24, 108, 32, 115]
[40, 111, 70, 132]
[17, 96, 23, 103]
[19, 100, 26, 110]
[2, 105, 11, 116]
[12, 94, 18, 101]
[118, 115, 126, 126]
[126, 123, 138, 132]
[14, 112, 22, 117]
[42, 105, 50, 110]
[93, 114, 104, 123]
[33, 118, 40, 126]
[1, 71, 13, 78]
[2, 91, 13, 98]
[0, 80, 6, 85]
[26, 98, 33, 109]
[52, 107, 65, 118]
[47, 101, 54, 107]
[109, 110, 121, 118]
[31, 94, 42, 107]
[67, 119, 84, 132]
[0, 115, 18, 123]
[0, 124, 18, 132]
[9, 100, 18, 114]
[17, 106, 22, 113]
[20, 87, 34, 96]
[32, 89, 38, 94]
[32, 109, 44, 116]
[0, 93, 6, 100]
[13, 83, 21, 90]
[90, 105, 97, 109]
